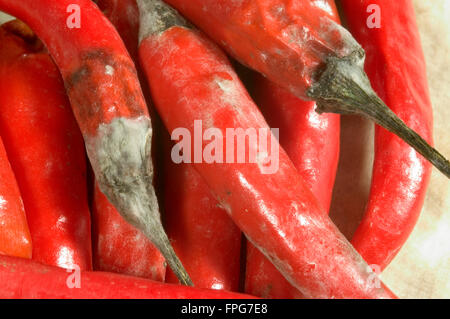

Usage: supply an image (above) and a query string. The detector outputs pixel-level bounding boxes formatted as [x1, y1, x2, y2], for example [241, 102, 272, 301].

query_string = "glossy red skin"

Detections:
[92, 184, 166, 280]
[0, 255, 255, 299]
[0, 0, 149, 136]
[340, 0, 433, 270]
[164, 0, 354, 100]
[139, 26, 394, 299]
[245, 0, 341, 298]
[163, 138, 242, 290]
[0, 27, 92, 270]
[0, 137, 32, 259]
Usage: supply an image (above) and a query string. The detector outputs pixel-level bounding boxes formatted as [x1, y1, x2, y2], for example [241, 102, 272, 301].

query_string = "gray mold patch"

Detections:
[137, 0, 190, 43]
[85, 116, 161, 240]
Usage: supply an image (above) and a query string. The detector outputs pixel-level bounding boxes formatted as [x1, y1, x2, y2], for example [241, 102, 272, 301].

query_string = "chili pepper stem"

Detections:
[307, 51, 450, 178]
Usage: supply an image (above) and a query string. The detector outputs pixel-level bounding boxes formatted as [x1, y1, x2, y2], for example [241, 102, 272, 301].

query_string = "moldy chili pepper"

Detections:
[92, 0, 166, 281]
[163, 0, 450, 178]
[0, 255, 256, 299]
[339, 0, 434, 270]
[96, 0, 242, 289]
[245, 0, 341, 298]
[0, 136, 32, 259]
[0, 21, 91, 269]
[137, 0, 395, 298]
[0, 0, 191, 284]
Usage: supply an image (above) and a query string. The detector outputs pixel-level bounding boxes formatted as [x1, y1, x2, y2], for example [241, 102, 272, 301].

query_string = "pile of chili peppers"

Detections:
[0, 0, 447, 299]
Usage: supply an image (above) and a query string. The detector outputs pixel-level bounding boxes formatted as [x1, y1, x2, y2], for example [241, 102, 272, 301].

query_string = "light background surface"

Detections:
[0, 0, 448, 299]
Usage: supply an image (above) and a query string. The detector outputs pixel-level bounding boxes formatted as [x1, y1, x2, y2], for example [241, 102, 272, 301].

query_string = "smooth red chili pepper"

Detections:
[0, 21, 91, 269]
[339, 0, 434, 270]
[163, 137, 242, 290]
[0, 0, 190, 284]
[92, 183, 166, 280]
[0, 255, 255, 299]
[245, 0, 341, 298]
[0, 137, 32, 259]
[163, 0, 450, 178]
[137, 0, 395, 298]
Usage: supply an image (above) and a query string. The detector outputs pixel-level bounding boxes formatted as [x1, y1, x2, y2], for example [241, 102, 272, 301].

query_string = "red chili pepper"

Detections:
[245, 0, 341, 298]
[0, 0, 190, 284]
[0, 21, 92, 269]
[0, 255, 255, 299]
[163, 137, 242, 290]
[163, 0, 450, 178]
[339, 0, 434, 270]
[137, 0, 395, 298]
[95, 0, 242, 289]
[0, 137, 32, 259]
[92, 183, 166, 280]
[91, 0, 166, 281]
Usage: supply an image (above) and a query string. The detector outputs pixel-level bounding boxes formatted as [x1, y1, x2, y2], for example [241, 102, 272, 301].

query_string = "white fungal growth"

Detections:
[105, 65, 115, 76]
[0, 196, 6, 210]
[84, 116, 160, 237]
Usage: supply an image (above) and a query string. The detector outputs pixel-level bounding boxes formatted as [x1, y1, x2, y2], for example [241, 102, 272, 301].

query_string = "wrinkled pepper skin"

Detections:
[0, 255, 255, 299]
[163, 137, 242, 291]
[137, 2, 395, 297]
[245, 0, 341, 298]
[0, 137, 32, 259]
[0, 23, 92, 269]
[340, 0, 433, 270]
[92, 184, 166, 280]
[163, 0, 353, 100]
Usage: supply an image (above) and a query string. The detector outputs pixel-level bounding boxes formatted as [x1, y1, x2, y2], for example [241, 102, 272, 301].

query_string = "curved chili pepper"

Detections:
[163, 137, 242, 290]
[0, 21, 91, 269]
[245, 0, 341, 298]
[0, 137, 32, 259]
[96, 0, 242, 289]
[92, 0, 166, 281]
[0, 255, 255, 299]
[0, 0, 190, 284]
[92, 184, 166, 280]
[137, 0, 395, 298]
[339, 0, 434, 270]
[163, 0, 450, 178]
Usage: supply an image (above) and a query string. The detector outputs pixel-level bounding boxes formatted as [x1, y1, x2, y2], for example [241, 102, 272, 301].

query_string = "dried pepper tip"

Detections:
[147, 229, 194, 286]
[307, 49, 450, 179]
